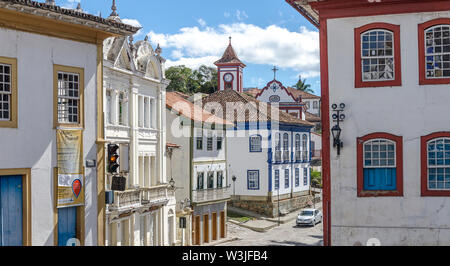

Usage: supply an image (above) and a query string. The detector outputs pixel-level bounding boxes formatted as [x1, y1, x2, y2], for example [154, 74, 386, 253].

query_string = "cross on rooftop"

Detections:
[272, 66, 279, 80]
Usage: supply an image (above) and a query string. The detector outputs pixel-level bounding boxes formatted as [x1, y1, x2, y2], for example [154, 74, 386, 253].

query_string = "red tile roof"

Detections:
[245, 87, 320, 100]
[166, 92, 233, 126]
[202, 90, 314, 127]
[214, 42, 246, 67]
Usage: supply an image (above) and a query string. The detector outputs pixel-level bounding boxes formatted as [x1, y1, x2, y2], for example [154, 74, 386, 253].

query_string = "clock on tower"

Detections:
[214, 37, 246, 92]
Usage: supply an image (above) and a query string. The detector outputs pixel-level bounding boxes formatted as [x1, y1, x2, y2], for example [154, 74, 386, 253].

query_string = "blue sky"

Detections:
[56, 0, 320, 95]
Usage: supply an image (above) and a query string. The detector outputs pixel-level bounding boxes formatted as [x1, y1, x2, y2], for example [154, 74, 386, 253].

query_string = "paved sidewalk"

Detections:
[228, 202, 323, 232]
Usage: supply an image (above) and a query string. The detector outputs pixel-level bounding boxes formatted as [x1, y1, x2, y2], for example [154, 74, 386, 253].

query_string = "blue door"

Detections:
[0, 175, 23, 246]
[58, 207, 77, 246]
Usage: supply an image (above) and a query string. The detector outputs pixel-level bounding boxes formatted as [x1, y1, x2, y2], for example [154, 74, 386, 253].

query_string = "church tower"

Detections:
[214, 37, 246, 92]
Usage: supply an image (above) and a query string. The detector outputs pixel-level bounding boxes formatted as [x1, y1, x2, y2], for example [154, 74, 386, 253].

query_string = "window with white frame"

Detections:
[247, 170, 259, 190]
[250, 135, 262, 152]
[0, 63, 11, 121]
[425, 25, 450, 79]
[313, 101, 318, 109]
[118, 92, 125, 126]
[196, 129, 203, 150]
[363, 139, 397, 190]
[207, 134, 213, 151]
[302, 134, 308, 161]
[57, 71, 80, 124]
[217, 136, 223, 150]
[295, 168, 300, 187]
[274, 170, 279, 190]
[144, 97, 149, 128]
[427, 138, 450, 190]
[361, 29, 394, 81]
[197, 172, 204, 190]
[207, 172, 214, 189]
[106, 90, 112, 125]
[275, 133, 281, 162]
[295, 134, 301, 161]
[304, 168, 308, 186]
[284, 169, 289, 188]
[217, 171, 223, 188]
[283, 133, 289, 162]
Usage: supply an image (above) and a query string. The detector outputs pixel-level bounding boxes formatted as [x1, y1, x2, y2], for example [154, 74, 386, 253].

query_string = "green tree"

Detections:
[166, 65, 217, 94]
[292, 75, 314, 94]
[165, 65, 193, 93]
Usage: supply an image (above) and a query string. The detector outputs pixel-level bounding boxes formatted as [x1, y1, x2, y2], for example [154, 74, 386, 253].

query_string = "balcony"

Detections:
[107, 184, 171, 212]
[192, 187, 231, 204]
[283, 151, 290, 162]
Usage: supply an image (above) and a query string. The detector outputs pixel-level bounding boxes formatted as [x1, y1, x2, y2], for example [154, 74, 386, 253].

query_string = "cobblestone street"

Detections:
[218, 219, 323, 246]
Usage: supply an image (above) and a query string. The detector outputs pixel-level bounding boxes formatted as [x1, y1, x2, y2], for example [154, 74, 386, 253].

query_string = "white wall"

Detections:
[0, 28, 98, 245]
[327, 11, 450, 245]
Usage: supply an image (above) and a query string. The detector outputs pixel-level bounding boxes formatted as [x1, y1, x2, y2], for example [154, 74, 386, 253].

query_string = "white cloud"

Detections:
[197, 18, 207, 28]
[147, 23, 319, 78]
[122, 18, 143, 36]
[236, 10, 248, 21]
[61, 0, 80, 9]
[224, 12, 231, 18]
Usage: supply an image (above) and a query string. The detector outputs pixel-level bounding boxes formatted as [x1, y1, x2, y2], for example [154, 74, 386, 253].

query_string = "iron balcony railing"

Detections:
[108, 184, 171, 212]
[192, 186, 231, 203]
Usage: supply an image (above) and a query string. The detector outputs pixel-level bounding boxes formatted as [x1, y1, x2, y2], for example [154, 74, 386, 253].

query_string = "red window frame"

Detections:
[354, 23, 402, 88]
[421, 132, 450, 197]
[418, 18, 450, 85]
[356, 132, 403, 197]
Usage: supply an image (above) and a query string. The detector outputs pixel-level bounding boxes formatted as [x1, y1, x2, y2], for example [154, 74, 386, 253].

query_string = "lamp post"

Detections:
[232, 176, 237, 197]
[331, 103, 346, 156]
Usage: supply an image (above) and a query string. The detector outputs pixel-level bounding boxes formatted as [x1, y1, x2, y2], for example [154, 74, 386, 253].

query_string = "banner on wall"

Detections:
[56, 129, 85, 208]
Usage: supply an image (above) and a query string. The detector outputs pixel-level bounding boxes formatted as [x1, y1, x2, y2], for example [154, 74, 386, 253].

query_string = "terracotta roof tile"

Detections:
[202, 90, 314, 127]
[214, 43, 246, 67]
[0, 0, 140, 34]
[166, 92, 233, 126]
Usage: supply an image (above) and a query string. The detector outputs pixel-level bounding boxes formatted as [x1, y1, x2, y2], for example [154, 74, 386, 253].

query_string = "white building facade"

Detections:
[166, 92, 232, 246]
[102, 19, 175, 246]
[290, 0, 450, 246]
[0, 0, 137, 246]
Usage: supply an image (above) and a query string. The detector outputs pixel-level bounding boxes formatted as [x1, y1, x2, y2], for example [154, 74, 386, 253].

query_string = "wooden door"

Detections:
[220, 211, 226, 238]
[194, 216, 200, 245]
[0, 175, 23, 246]
[58, 207, 77, 246]
[212, 213, 217, 241]
[203, 214, 209, 243]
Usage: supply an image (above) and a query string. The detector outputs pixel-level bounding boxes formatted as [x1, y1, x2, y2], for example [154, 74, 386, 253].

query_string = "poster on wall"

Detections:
[56, 129, 85, 208]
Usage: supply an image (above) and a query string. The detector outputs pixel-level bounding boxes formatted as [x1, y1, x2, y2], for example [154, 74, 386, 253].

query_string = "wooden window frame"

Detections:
[0, 57, 18, 128]
[357, 132, 403, 197]
[421, 132, 450, 196]
[354, 23, 402, 88]
[418, 18, 450, 85]
[53, 64, 84, 129]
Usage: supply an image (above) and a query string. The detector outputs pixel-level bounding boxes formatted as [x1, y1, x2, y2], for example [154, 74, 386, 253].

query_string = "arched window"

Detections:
[249, 135, 262, 152]
[283, 133, 289, 162]
[355, 23, 401, 88]
[357, 133, 403, 197]
[295, 134, 301, 162]
[419, 19, 450, 84]
[302, 134, 308, 162]
[421, 132, 450, 196]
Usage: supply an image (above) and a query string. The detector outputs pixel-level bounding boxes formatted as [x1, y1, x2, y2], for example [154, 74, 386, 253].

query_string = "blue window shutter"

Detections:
[363, 168, 396, 191]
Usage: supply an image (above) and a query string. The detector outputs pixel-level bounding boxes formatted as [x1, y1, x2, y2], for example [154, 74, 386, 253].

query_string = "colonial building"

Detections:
[202, 41, 316, 217]
[289, 0, 450, 246]
[166, 92, 233, 246]
[102, 6, 175, 246]
[0, 0, 138, 246]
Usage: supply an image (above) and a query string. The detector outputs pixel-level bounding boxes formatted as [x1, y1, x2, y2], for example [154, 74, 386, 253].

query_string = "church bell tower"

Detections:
[214, 37, 246, 92]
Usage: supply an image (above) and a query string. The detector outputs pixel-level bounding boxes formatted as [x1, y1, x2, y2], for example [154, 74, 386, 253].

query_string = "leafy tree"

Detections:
[165, 65, 193, 93]
[311, 171, 322, 188]
[165, 65, 218, 94]
[293, 75, 314, 94]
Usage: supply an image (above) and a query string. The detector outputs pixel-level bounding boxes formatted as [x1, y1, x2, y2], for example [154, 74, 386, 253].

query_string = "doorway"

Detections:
[203, 214, 209, 243]
[0, 175, 23, 246]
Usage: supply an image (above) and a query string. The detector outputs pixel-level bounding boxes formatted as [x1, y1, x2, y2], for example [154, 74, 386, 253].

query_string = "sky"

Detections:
[55, 0, 321, 95]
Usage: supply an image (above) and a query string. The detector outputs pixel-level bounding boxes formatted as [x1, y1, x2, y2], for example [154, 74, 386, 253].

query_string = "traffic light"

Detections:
[107, 144, 120, 174]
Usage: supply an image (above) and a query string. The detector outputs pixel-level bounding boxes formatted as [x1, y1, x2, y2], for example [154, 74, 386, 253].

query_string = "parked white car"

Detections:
[296, 209, 322, 226]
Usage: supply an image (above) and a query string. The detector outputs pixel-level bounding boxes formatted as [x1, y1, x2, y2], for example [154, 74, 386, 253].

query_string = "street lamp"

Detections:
[331, 103, 346, 156]
[232, 175, 237, 197]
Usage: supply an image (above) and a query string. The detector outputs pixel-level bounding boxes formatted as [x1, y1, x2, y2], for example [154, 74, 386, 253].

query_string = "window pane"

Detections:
[361, 29, 395, 81]
[425, 25, 450, 79]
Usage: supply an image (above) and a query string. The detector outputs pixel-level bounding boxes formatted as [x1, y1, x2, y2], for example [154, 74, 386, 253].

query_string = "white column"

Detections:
[144, 156, 150, 188]
[111, 90, 117, 125]
[133, 213, 140, 246]
[139, 156, 144, 187]
[129, 85, 140, 187]
[138, 95, 144, 128]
